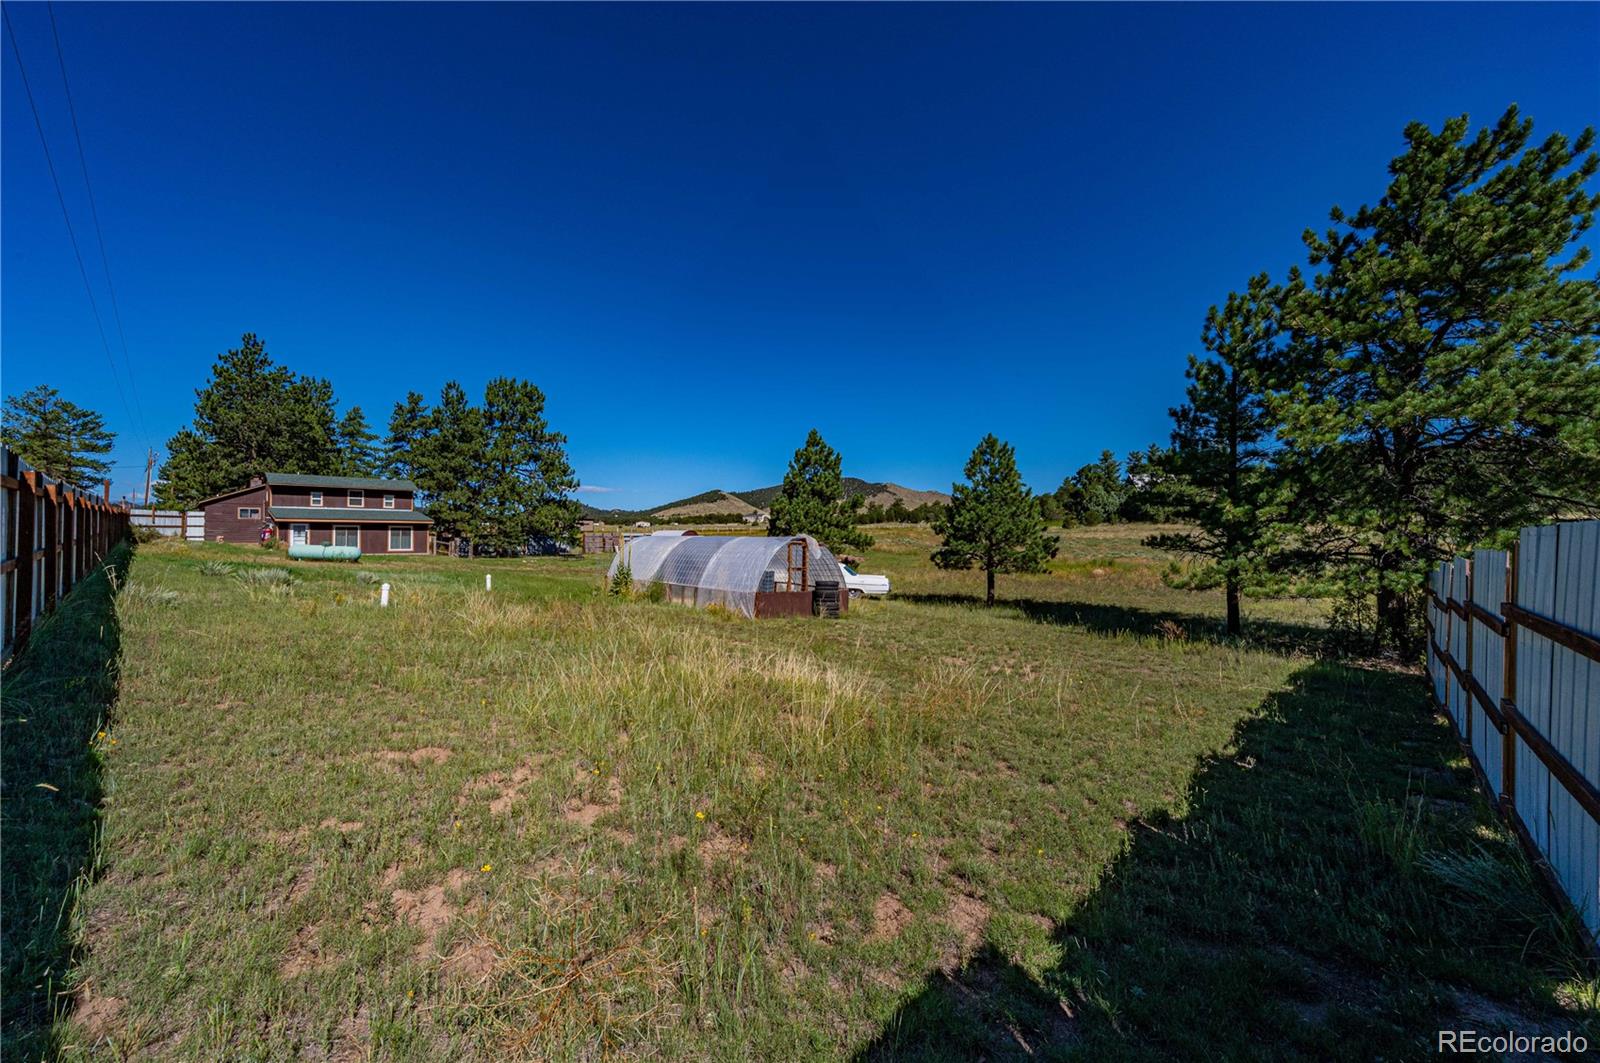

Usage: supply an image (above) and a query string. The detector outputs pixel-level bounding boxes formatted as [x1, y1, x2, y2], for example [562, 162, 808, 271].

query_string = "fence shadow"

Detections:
[853, 660, 1596, 1061]
[898, 591, 1331, 655]
[1, 544, 132, 1059]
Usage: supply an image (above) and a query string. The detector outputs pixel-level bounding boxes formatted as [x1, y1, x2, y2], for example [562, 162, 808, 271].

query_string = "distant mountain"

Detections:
[579, 478, 949, 523]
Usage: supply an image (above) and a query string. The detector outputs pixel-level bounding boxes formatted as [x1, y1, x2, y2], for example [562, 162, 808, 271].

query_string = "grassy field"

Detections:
[4, 524, 1595, 1060]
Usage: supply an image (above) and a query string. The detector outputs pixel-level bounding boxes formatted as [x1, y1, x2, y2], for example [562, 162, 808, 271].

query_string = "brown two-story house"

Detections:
[197, 473, 433, 553]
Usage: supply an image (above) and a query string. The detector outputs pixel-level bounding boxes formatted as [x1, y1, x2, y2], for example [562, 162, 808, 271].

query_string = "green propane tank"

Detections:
[288, 543, 362, 562]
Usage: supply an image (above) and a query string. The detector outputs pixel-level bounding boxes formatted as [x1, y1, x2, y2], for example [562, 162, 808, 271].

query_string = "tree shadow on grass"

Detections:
[854, 660, 1598, 1062]
[1, 543, 132, 1059]
[898, 592, 1332, 657]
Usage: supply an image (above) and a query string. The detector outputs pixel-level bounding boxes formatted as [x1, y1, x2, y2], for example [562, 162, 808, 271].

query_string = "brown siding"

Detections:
[201, 485, 270, 543]
[359, 525, 427, 554]
[272, 486, 413, 510]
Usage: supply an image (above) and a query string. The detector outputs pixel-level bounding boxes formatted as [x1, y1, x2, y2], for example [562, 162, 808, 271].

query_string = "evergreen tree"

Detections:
[156, 334, 343, 505]
[932, 434, 1058, 606]
[0, 385, 115, 490]
[1057, 450, 1126, 525]
[411, 382, 486, 546]
[477, 377, 581, 553]
[1119, 444, 1172, 522]
[768, 429, 873, 552]
[1146, 275, 1281, 635]
[1275, 107, 1600, 655]
[384, 391, 431, 480]
[335, 406, 381, 477]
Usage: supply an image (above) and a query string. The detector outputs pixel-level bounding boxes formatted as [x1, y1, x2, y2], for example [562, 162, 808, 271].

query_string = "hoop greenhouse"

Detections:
[608, 533, 848, 619]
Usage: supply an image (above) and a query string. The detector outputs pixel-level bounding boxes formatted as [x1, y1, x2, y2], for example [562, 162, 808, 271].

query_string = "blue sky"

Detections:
[4, 3, 1597, 506]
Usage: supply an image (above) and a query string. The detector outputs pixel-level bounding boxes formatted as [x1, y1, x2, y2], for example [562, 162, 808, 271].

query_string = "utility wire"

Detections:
[46, 0, 152, 451]
[3, 4, 141, 446]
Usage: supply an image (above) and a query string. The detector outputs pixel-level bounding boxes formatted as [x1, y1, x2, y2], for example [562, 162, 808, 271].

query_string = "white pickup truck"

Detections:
[840, 563, 890, 599]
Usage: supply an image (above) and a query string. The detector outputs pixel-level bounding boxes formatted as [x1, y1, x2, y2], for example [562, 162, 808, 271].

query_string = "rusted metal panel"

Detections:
[753, 590, 814, 619]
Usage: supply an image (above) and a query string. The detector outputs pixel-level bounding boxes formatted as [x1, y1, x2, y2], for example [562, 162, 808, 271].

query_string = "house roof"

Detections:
[194, 483, 266, 507]
[265, 472, 418, 492]
[269, 506, 433, 524]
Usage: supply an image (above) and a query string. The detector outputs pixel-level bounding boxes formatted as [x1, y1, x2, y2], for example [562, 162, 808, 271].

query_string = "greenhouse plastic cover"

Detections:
[608, 534, 845, 618]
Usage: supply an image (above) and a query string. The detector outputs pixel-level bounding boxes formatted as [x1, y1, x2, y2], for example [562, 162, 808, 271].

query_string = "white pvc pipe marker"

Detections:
[486, 573, 492, 591]
[380, 583, 391, 607]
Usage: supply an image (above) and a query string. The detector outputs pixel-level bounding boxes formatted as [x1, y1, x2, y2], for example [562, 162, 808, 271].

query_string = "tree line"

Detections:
[152, 334, 579, 553]
[769, 108, 1599, 657]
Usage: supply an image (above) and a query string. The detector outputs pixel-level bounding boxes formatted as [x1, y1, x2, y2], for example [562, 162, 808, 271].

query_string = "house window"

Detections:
[333, 526, 359, 548]
[383, 493, 395, 509]
[238, 507, 261, 519]
[310, 490, 323, 507]
[388, 526, 413, 552]
[348, 490, 364, 508]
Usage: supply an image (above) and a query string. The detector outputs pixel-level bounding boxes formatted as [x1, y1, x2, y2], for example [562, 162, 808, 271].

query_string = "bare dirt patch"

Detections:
[377, 747, 452, 767]
[444, 938, 499, 983]
[871, 892, 913, 942]
[490, 756, 546, 814]
[697, 828, 747, 864]
[563, 768, 623, 828]
[73, 986, 124, 1040]
[276, 866, 318, 915]
[943, 892, 990, 969]
[392, 868, 473, 961]
[280, 923, 327, 977]
[329, 1005, 370, 1063]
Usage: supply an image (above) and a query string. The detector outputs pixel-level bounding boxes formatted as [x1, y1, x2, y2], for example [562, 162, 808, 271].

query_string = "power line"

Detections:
[2, 4, 142, 448]
[45, 0, 152, 452]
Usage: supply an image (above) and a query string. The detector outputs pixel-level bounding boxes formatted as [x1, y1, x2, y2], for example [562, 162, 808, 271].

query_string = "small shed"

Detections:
[609, 533, 847, 619]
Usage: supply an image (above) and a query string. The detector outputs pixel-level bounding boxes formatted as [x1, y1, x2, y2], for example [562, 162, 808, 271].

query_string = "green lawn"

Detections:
[3, 525, 1594, 1060]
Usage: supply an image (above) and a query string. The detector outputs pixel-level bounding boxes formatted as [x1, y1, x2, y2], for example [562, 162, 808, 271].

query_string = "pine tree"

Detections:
[384, 391, 431, 481]
[0, 385, 115, 490]
[335, 406, 381, 477]
[478, 377, 581, 553]
[410, 382, 486, 547]
[1276, 107, 1600, 655]
[933, 434, 1057, 606]
[156, 334, 343, 505]
[768, 429, 873, 552]
[1146, 274, 1281, 635]
[1057, 450, 1126, 525]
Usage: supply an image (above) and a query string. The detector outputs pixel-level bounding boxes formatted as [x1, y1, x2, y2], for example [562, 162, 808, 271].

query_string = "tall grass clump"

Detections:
[234, 567, 296, 587]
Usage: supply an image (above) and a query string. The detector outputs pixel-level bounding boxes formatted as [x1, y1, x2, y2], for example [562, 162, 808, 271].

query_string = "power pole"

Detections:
[143, 447, 155, 507]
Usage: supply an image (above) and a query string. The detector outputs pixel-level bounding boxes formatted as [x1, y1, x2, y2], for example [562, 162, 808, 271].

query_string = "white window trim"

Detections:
[383, 493, 395, 509]
[388, 526, 413, 552]
[310, 490, 323, 507]
[239, 506, 262, 519]
[334, 525, 360, 548]
[348, 490, 364, 508]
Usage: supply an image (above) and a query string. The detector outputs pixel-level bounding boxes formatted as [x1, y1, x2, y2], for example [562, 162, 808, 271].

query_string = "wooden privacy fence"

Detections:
[1426, 519, 1599, 950]
[129, 507, 207, 541]
[1, 445, 131, 660]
